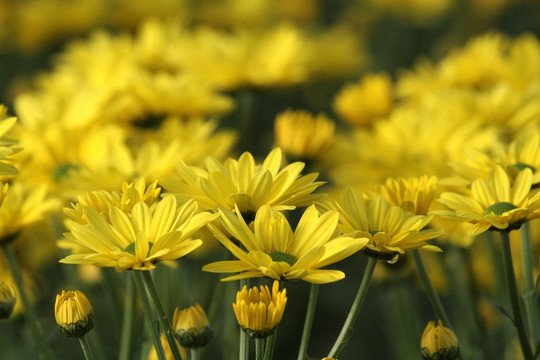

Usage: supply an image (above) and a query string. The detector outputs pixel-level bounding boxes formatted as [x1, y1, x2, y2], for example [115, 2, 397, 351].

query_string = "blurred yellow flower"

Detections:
[60, 196, 216, 272]
[333, 73, 393, 127]
[0, 105, 20, 175]
[318, 188, 443, 261]
[160, 148, 325, 221]
[0, 282, 16, 319]
[274, 109, 335, 159]
[375, 175, 439, 215]
[54, 290, 94, 337]
[173, 303, 213, 348]
[233, 281, 287, 338]
[421, 320, 459, 360]
[203, 205, 367, 283]
[434, 166, 540, 235]
[147, 333, 187, 360]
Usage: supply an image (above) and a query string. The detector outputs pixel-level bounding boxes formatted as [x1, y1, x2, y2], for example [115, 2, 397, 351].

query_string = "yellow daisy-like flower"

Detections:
[318, 188, 443, 261]
[434, 166, 540, 236]
[60, 197, 217, 272]
[203, 204, 367, 283]
[160, 148, 325, 222]
[421, 320, 460, 360]
[54, 290, 94, 337]
[0, 105, 20, 175]
[375, 175, 439, 215]
[232, 281, 287, 338]
[274, 109, 335, 160]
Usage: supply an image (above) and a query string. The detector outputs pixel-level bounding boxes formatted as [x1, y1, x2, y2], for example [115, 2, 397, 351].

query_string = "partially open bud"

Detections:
[421, 320, 459, 360]
[54, 290, 94, 337]
[0, 282, 16, 319]
[173, 303, 213, 348]
[232, 280, 287, 338]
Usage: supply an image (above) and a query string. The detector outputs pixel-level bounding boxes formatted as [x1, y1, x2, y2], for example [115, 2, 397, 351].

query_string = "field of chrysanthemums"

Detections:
[1, 1, 540, 359]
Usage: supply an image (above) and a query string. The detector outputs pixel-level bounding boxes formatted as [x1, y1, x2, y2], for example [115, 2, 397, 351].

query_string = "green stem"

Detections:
[256, 338, 265, 360]
[411, 250, 452, 328]
[263, 331, 277, 360]
[2, 243, 54, 360]
[78, 335, 95, 360]
[190, 348, 199, 360]
[142, 271, 183, 360]
[239, 278, 249, 360]
[119, 276, 136, 360]
[297, 284, 319, 360]
[521, 223, 540, 349]
[101, 268, 123, 327]
[132, 271, 166, 360]
[328, 257, 377, 358]
[499, 231, 534, 360]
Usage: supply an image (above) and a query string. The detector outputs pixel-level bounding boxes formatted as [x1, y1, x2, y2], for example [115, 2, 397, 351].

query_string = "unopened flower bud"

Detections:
[54, 290, 94, 337]
[0, 282, 16, 319]
[173, 303, 213, 348]
[421, 320, 459, 360]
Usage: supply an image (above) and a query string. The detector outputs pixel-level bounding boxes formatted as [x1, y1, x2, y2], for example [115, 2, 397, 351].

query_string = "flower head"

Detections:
[375, 175, 439, 215]
[203, 205, 367, 283]
[434, 166, 540, 235]
[173, 304, 213, 348]
[421, 320, 459, 360]
[148, 333, 187, 360]
[0, 282, 16, 319]
[233, 281, 287, 338]
[160, 148, 325, 222]
[318, 188, 443, 261]
[274, 110, 335, 160]
[54, 290, 94, 337]
[0, 105, 20, 175]
[60, 195, 216, 272]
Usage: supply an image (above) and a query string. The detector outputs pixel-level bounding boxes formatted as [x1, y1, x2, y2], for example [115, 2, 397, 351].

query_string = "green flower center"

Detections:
[123, 242, 154, 256]
[269, 251, 297, 267]
[483, 202, 518, 216]
[52, 163, 79, 182]
[512, 163, 536, 173]
[369, 230, 379, 236]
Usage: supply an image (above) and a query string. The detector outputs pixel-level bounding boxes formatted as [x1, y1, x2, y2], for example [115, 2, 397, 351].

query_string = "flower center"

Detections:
[483, 202, 518, 216]
[123, 242, 154, 256]
[369, 230, 379, 236]
[52, 163, 79, 182]
[269, 251, 297, 267]
[512, 163, 536, 173]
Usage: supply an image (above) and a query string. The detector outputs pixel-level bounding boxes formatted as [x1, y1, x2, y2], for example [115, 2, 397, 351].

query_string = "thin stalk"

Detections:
[141, 271, 183, 360]
[297, 284, 319, 360]
[520, 223, 540, 348]
[132, 271, 166, 360]
[256, 338, 265, 360]
[190, 348, 199, 360]
[328, 257, 377, 358]
[239, 278, 250, 360]
[2, 243, 54, 360]
[264, 331, 277, 360]
[101, 268, 123, 327]
[499, 231, 534, 360]
[411, 250, 452, 328]
[119, 276, 136, 360]
[77, 335, 95, 360]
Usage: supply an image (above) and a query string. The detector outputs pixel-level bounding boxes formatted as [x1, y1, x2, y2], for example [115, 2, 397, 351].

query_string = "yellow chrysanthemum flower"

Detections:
[333, 73, 393, 127]
[0, 105, 20, 175]
[173, 304, 213, 348]
[203, 205, 367, 283]
[318, 188, 443, 261]
[434, 166, 540, 235]
[421, 320, 460, 360]
[0, 282, 16, 319]
[374, 175, 439, 215]
[233, 281, 287, 338]
[148, 333, 188, 360]
[274, 110, 335, 160]
[59, 196, 217, 272]
[160, 148, 325, 222]
[54, 290, 94, 337]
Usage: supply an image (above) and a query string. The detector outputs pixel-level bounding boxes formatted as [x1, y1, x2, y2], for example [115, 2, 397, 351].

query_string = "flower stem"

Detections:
[499, 231, 534, 360]
[328, 257, 377, 358]
[132, 271, 166, 360]
[520, 223, 540, 349]
[411, 250, 452, 328]
[256, 338, 265, 360]
[264, 330, 277, 360]
[142, 271, 183, 360]
[2, 243, 54, 360]
[297, 283, 319, 360]
[239, 278, 250, 360]
[190, 348, 199, 360]
[119, 276, 136, 360]
[78, 335, 95, 360]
